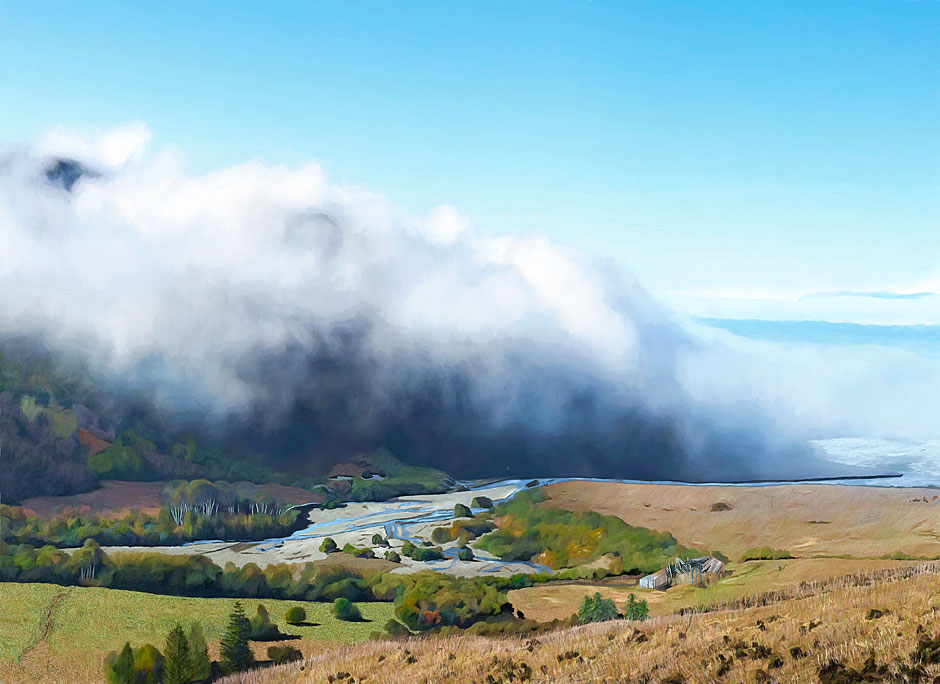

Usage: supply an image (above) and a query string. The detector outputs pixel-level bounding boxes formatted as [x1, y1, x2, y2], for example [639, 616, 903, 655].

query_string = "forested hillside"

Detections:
[0, 343, 451, 505]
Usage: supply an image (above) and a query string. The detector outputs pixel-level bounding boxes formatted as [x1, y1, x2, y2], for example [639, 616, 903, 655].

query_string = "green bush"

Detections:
[341, 543, 376, 559]
[383, 618, 410, 637]
[578, 592, 621, 624]
[284, 606, 307, 625]
[267, 645, 303, 664]
[454, 503, 472, 518]
[371, 533, 389, 547]
[331, 597, 363, 622]
[319, 537, 338, 554]
[457, 547, 474, 561]
[400, 540, 444, 561]
[431, 527, 450, 544]
[471, 496, 494, 509]
[741, 547, 792, 561]
[410, 546, 444, 562]
[384, 550, 401, 563]
[249, 604, 288, 640]
[393, 571, 507, 631]
[104, 642, 163, 684]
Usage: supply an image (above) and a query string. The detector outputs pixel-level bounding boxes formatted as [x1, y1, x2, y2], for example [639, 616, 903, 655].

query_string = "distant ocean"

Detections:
[813, 437, 940, 488]
[694, 318, 940, 488]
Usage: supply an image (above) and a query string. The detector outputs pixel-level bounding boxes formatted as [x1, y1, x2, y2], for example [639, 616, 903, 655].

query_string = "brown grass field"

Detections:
[505, 481, 940, 624]
[541, 480, 940, 560]
[219, 562, 940, 684]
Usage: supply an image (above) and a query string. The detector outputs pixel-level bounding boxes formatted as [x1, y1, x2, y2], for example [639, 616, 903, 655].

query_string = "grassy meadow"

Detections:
[0, 583, 395, 684]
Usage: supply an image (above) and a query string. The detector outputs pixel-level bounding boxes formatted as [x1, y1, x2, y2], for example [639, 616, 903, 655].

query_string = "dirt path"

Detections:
[19, 589, 70, 660]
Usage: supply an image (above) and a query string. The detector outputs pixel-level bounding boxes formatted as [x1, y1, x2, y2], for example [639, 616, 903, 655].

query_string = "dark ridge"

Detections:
[44, 158, 98, 191]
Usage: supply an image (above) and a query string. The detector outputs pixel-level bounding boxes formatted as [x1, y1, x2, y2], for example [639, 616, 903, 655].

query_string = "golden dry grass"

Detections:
[509, 558, 925, 621]
[222, 563, 940, 684]
[541, 480, 940, 560]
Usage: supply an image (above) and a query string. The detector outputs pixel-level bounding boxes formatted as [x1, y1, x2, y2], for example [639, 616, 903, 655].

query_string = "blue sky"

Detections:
[2, 1, 938, 324]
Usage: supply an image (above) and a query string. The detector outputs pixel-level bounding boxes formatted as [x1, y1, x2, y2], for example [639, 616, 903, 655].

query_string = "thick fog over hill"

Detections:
[1, 125, 935, 481]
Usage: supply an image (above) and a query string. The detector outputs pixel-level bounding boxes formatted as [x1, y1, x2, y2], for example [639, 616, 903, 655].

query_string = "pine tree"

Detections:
[185, 622, 212, 683]
[104, 642, 135, 684]
[220, 601, 254, 674]
[162, 623, 190, 684]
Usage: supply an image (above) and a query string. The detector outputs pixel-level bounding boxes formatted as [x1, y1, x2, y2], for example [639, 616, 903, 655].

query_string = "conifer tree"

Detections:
[185, 622, 212, 683]
[104, 642, 135, 684]
[220, 601, 254, 674]
[162, 623, 190, 684]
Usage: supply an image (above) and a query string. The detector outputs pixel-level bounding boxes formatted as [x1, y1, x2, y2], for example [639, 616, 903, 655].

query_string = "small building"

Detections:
[640, 556, 725, 590]
[639, 568, 670, 589]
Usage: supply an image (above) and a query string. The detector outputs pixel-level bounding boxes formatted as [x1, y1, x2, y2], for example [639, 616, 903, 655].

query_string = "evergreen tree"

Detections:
[578, 592, 621, 624]
[220, 601, 254, 674]
[104, 642, 135, 684]
[185, 622, 212, 683]
[624, 593, 650, 621]
[162, 623, 190, 684]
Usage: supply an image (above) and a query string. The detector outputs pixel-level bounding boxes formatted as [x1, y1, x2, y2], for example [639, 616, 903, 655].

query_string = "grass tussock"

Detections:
[218, 562, 940, 684]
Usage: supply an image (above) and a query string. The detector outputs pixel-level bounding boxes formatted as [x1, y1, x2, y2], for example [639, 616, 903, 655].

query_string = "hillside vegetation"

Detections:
[0, 347, 452, 506]
[215, 563, 940, 684]
[476, 488, 698, 573]
[541, 480, 940, 560]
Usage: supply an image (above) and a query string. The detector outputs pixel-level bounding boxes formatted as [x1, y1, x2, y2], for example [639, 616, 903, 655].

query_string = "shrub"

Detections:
[578, 592, 621, 624]
[471, 496, 494, 509]
[394, 571, 508, 631]
[384, 550, 401, 563]
[457, 547, 474, 561]
[742, 547, 792, 561]
[711, 502, 733, 512]
[400, 540, 444, 561]
[104, 642, 164, 684]
[371, 533, 389, 547]
[384, 618, 410, 637]
[454, 503, 472, 518]
[332, 597, 363, 621]
[104, 642, 136, 684]
[284, 606, 307, 625]
[411, 546, 445, 562]
[249, 604, 288, 640]
[267, 645, 303, 664]
[431, 527, 451, 544]
[319, 537, 338, 554]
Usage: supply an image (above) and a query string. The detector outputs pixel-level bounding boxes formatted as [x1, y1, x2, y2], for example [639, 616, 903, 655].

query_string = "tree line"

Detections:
[0, 502, 300, 548]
